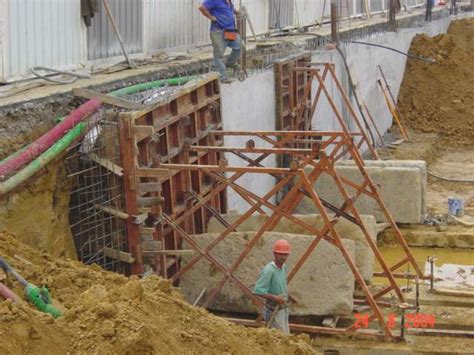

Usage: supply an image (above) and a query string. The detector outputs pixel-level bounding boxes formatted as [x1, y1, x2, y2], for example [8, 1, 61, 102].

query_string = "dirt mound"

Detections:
[0, 233, 316, 354]
[398, 18, 474, 146]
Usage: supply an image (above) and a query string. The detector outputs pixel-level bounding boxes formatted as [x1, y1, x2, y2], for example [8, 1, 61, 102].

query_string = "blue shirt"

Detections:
[202, 0, 236, 31]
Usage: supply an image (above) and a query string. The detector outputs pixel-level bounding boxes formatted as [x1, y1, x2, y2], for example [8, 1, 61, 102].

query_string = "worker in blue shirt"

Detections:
[199, 0, 241, 83]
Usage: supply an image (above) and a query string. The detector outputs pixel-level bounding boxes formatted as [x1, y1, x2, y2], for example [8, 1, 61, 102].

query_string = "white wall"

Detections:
[220, 71, 277, 213]
[220, 12, 472, 211]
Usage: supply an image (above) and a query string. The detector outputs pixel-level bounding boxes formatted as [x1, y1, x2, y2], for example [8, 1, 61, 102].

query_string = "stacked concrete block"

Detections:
[180, 232, 356, 316]
[207, 213, 376, 282]
[295, 160, 426, 224]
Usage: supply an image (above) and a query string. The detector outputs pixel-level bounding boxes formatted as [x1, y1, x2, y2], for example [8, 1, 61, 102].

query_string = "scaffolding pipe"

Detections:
[0, 99, 101, 179]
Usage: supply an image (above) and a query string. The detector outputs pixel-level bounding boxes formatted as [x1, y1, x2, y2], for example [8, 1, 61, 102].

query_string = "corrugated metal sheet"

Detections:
[294, 0, 320, 27]
[269, 0, 294, 29]
[87, 0, 143, 60]
[241, 0, 270, 35]
[370, 0, 385, 12]
[145, 0, 209, 52]
[145, 0, 271, 53]
[1, 0, 86, 82]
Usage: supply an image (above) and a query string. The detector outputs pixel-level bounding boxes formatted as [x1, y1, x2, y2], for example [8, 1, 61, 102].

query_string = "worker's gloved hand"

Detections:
[25, 283, 62, 318]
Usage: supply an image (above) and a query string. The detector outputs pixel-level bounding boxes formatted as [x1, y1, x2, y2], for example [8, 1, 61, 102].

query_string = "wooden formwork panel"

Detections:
[274, 53, 312, 132]
[118, 74, 226, 276]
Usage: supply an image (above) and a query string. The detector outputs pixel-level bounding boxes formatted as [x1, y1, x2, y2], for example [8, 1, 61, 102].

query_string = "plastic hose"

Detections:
[0, 99, 101, 179]
[0, 257, 62, 317]
[0, 76, 195, 194]
[0, 283, 20, 303]
[0, 123, 86, 195]
[0, 257, 28, 286]
[109, 76, 195, 97]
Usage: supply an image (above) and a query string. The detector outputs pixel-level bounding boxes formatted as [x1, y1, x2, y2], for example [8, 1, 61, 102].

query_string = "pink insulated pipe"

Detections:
[0, 283, 20, 303]
[0, 99, 101, 179]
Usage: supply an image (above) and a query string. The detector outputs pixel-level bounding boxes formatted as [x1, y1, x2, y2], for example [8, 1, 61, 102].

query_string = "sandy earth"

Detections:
[0, 233, 316, 355]
[394, 18, 474, 217]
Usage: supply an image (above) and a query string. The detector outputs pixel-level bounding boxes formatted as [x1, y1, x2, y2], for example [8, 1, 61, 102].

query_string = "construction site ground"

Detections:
[0, 7, 473, 355]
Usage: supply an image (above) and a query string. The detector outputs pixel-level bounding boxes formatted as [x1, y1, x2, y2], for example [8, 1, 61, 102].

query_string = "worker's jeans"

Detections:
[264, 306, 290, 335]
[210, 30, 241, 81]
[425, 1, 433, 21]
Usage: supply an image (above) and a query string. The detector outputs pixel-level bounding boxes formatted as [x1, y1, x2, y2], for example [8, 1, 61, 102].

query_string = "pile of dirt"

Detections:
[398, 18, 474, 146]
[0, 233, 316, 354]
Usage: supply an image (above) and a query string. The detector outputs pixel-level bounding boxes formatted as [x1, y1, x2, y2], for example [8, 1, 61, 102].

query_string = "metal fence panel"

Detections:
[1, 0, 86, 82]
[87, 0, 143, 60]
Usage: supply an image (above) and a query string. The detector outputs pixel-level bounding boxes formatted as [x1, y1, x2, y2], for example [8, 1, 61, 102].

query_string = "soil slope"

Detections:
[398, 18, 474, 146]
[0, 233, 316, 354]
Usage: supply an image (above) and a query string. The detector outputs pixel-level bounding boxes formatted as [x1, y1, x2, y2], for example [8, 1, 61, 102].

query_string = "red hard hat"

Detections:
[273, 239, 290, 254]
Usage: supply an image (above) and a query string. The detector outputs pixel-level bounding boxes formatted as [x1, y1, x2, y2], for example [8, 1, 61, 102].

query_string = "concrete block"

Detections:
[180, 232, 355, 316]
[207, 213, 376, 282]
[337, 160, 427, 215]
[295, 160, 425, 224]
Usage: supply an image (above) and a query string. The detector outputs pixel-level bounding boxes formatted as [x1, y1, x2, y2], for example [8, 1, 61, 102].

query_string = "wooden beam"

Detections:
[138, 182, 162, 194]
[139, 227, 156, 235]
[133, 125, 155, 142]
[145, 250, 195, 255]
[89, 153, 123, 176]
[73, 88, 142, 110]
[103, 247, 135, 263]
[136, 168, 170, 180]
[95, 204, 129, 219]
[433, 288, 474, 299]
[408, 328, 474, 338]
[138, 197, 164, 207]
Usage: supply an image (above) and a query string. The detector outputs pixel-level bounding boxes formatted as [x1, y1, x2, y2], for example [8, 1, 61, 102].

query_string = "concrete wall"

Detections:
[219, 14, 471, 214]
[311, 15, 465, 148]
[220, 72, 277, 213]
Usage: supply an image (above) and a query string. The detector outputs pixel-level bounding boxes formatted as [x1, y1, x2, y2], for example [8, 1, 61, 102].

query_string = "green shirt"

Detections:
[253, 261, 288, 300]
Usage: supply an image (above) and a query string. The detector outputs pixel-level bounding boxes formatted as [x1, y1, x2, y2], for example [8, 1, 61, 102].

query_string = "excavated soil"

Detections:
[0, 233, 316, 354]
[392, 18, 474, 216]
[398, 18, 474, 147]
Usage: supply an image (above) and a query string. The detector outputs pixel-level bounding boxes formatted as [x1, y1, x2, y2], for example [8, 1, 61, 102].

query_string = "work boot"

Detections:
[221, 77, 235, 84]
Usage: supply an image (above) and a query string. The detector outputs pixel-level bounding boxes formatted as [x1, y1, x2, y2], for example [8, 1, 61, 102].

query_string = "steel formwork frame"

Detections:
[294, 63, 379, 160]
[133, 129, 427, 340]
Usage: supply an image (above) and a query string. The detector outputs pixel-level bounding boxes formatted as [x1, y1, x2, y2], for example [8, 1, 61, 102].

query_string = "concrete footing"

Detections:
[295, 160, 426, 224]
[180, 231, 356, 316]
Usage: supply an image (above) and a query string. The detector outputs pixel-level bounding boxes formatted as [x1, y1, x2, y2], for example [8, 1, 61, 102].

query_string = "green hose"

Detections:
[109, 76, 195, 97]
[0, 123, 86, 195]
[25, 283, 62, 318]
[0, 76, 196, 195]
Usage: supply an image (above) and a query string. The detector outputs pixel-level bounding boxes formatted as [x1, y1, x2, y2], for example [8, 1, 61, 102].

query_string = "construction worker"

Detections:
[253, 239, 291, 334]
[198, 0, 241, 83]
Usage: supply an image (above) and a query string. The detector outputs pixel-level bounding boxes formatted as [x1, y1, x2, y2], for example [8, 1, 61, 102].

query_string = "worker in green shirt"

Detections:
[253, 239, 290, 334]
